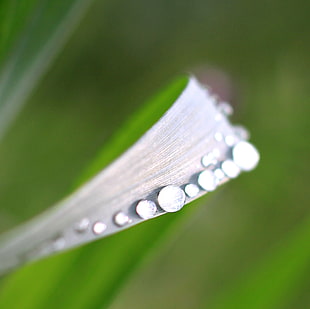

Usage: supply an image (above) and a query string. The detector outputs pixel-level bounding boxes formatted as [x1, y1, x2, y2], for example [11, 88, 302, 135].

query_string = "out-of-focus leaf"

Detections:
[0, 77, 194, 309]
[0, 0, 94, 141]
[209, 214, 310, 309]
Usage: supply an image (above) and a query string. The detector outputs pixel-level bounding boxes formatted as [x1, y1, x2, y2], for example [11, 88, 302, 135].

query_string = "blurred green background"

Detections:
[0, 0, 309, 308]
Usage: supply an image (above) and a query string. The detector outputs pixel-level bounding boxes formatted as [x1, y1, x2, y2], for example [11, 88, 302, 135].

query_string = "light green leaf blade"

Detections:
[0, 0, 94, 141]
[0, 77, 196, 309]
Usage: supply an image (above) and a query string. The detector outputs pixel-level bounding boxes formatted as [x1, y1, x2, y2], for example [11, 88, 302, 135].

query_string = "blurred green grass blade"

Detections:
[0, 0, 94, 141]
[210, 215, 310, 309]
[0, 0, 37, 61]
[0, 77, 190, 309]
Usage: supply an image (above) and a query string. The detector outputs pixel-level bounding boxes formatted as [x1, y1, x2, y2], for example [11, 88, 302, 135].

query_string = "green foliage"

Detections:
[0, 0, 309, 308]
[0, 0, 93, 139]
[0, 77, 191, 309]
[210, 214, 310, 309]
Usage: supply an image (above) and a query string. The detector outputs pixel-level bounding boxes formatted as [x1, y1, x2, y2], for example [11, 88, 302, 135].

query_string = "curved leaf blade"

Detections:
[0, 77, 193, 309]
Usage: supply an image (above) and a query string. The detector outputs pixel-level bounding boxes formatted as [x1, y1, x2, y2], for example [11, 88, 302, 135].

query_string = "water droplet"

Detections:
[53, 237, 65, 251]
[232, 141, 260, 171]
[234, 125, 250, 140]
[158, 185, 186, 213]
[221, 160, 241, 178]
[218, 102, 233, 116]
[136, 200, 157, 219]
[198, 170, 217, 191]
[201, 152, 217, 167]
[74, 218, 90, 233]
[214, 132, 223, 142]
[214, 168, 225, 182]
[225, 135, 235, 146]
[114, 212, 130, 227]
[184, 184, 200, 198]
[92, 221, 107, 235]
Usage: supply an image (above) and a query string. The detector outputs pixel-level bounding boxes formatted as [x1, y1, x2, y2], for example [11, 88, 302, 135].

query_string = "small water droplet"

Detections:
[184, 184, 200, 198]
[218, 102, 233, 116]
[201, 152, 217, 167]
[136, 200, 157, 219]
[114, 212, 130, 227]
[92, 221, 107, 235]
[214, 168, 225, 182]
[53, 237, 65, 251]
[225, 135, 236, 146]
[214, 132, 223, 142]
[198, 170, 217, 192]
[234, 125, 250, 140]
[221, 160, 241, 178]
[74, 218, 90, 233]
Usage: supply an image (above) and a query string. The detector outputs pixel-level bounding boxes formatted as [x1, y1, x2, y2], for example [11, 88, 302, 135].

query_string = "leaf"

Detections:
[209, 214, 310, 309]
[0, 76, 194, 309]
[0, 0, 94, 141]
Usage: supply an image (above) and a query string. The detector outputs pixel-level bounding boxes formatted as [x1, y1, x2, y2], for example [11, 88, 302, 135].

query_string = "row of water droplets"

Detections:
[48, 101, 259, 255]
[76, 102, 257, 234]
